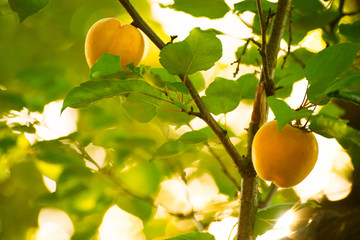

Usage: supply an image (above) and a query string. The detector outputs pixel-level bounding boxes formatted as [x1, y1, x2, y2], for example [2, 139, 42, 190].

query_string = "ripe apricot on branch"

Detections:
[252, 120, 318, 188]
[85, 18, 145, 69]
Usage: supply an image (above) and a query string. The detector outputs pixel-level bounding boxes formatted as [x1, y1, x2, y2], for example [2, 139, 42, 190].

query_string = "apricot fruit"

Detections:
[252, 120, 318, 188]
[85, 18, 145, 70]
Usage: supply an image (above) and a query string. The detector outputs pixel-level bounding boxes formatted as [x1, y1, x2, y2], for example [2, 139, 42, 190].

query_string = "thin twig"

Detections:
[259, 183, 279, 208]
[256, 0, 270, 84]
[73, 142, 102, 170]
[281, 6, 293, 69]
[75, 141, 206, 229]
[205, 142, 241, 191]
[232, 38, 261, 78]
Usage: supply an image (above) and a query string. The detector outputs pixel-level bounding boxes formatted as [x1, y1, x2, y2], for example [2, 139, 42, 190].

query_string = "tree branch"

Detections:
[237, 0, 292, 239]
[205, 142, 241, 191]
[117, 0, 247, 174]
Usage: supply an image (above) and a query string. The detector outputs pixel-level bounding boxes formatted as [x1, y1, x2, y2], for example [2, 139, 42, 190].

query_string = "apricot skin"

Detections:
[252, 120, 318, 188]
[85, 18, 145, 69]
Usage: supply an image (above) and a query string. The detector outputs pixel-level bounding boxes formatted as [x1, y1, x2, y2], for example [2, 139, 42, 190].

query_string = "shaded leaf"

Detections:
[122, 93, 157, 123]
[154, 140, 189, 158]
[61, 80, 177, 112]
[178, 130, 208, 144]
[339, 20, 360, 43]
[8, 0, 49, 22]
[0, 90, 25, 115]
[162, 0, 230, 19]
[267, 96, 312, 131]
[160, 28, 222, 75]
[328, 89, 360, 106]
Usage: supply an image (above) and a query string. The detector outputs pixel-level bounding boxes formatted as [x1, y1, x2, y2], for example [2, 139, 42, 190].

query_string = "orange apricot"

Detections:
[85, 18, 145, 70]
[252, 120, 318, 188]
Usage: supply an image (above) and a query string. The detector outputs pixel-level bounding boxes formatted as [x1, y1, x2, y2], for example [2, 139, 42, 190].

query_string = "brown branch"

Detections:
[117, 0, 247, 174]
[259, 183, 279, 208]
[256, 0, 273, 96]
[237, 0, 292, 239]
[232, 38, 261, 78]
[281, 5, 293, 69]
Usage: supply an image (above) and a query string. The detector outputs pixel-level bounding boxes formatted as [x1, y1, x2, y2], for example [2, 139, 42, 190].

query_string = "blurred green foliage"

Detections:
[1, 0, 360, 239]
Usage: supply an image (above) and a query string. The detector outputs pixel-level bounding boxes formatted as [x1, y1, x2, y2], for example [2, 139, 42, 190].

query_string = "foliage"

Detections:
[1, 0, 360, 239]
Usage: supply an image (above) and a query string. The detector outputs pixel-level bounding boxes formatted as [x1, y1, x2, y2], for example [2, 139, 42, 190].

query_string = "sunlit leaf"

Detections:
[119, 162, 164, 197]
[234, 0, 276, 15]
[90, 53, 141, 80]
[254, 202, 320, 237]
[267, 96, 312, 131]
[162, 0, 230, 19]
[160, 28, 222, 75]
[8, 0, 49, 22]
[305, 43, 360, 84]
[236, 74, 258, 100]
[202, 77, 242, 115]
[305, 43, 360, 103]
[235, 44, 261, 66]
[310, 114, 360, 145]
[166, 232, 215, 240]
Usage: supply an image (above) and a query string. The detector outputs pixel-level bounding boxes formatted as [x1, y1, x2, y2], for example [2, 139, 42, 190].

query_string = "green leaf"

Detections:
[305, 43, 360, 85]
[235, 44, 261, 66]
[8, 0, 49, 22]
[178, 131, 208, 144]
[189, 72, 206, 92]
[166, 232, 215, 240]
[310, 114, 360, 145]
[159, 28, 222, 75]
[236, 74, 258, 100]
[162, 0, 230, 19]
[61, 80, 176, 113]
[119, 162, 164, 197]
[328, 89, 360, 106]
[267, 96, 312, 131]
[154, 140, 189, 158]
[305, 43, 360, 104]
[254, 203, 295, 237]
[122, 93, 157, 123]
[339, 20, 360, 43]
[0, 90, 25, 115]
[90, 53, 123, 79]
[202, 77, 242, 115]
[254, 202, 320, 237]
[234, 0, 276, 15]
[90, 53, 140, 80]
